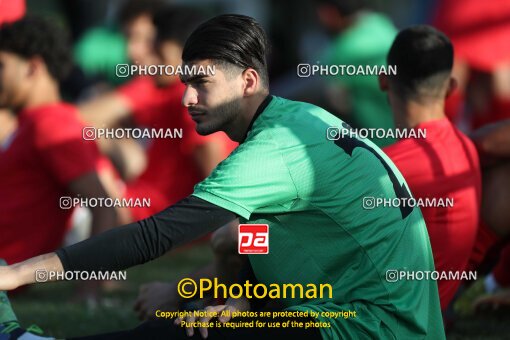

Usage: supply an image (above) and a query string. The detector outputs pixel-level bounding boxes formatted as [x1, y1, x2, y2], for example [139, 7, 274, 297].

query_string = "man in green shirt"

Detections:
[191, 94, 444, 339]
[317, 0, 398, 147]
[0, 14, 444, 340]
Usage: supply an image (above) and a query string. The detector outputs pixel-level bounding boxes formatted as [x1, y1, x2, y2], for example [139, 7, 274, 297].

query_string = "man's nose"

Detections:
[182, 86, 198, 107]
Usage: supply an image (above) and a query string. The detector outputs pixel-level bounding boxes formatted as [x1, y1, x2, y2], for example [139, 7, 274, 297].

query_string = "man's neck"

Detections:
[225, 92, 270, 142]
[22, 78, 61, 112]
[393, 99, 446, 129]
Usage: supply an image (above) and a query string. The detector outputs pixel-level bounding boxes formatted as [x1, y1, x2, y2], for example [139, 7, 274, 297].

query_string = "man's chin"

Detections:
[195, 125, 212, 136]
[196, 123, 220, 136]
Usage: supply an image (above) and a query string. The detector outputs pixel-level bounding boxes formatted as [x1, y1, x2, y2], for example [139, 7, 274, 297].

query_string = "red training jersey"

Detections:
[384, 118, 481, 310]
[0, 0, 25, 24]
[433, 0, 510, 71]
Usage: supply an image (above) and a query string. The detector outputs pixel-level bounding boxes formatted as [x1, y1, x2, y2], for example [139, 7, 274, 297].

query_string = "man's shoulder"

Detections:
[384, 118, 480, 180]
[249, 97, 339, 150]
[258, 96, 337, 128]
[29, 103, 87, 145]
[29, 103, 80, 127]
[383, 137, 420, 159]
[384, 119, 465, 154]
[421, 118, 478, 157]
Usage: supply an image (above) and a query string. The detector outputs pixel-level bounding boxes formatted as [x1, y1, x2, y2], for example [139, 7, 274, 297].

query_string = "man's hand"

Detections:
[134, 281, 181, 320]
[175, 297, 250, 339]
[474, 289, 510, 310]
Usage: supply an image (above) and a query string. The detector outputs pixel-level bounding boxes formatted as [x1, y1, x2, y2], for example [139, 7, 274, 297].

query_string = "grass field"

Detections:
[9, 243, 510, 339]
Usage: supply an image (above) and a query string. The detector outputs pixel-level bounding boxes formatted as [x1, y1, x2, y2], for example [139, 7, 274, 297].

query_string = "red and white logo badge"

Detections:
[238, 224, 269, 254]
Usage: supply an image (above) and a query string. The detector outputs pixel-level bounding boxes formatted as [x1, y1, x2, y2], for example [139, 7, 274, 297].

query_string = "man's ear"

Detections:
[242, 68, 260, 97]
[26, 56, 45, 78]
[379, 74, 389, 92]
[446, 77, 458, 98]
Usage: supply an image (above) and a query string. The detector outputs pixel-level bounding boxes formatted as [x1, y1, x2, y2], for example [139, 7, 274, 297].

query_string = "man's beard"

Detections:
[196, 98, 241, 135]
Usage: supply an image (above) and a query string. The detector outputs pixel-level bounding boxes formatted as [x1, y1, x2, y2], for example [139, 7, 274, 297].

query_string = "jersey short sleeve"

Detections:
[192, 135, 297, 220]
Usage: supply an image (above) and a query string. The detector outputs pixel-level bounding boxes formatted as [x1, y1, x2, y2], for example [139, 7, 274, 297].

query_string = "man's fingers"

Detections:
[184, 314, 197, 337]
[198, 306, 222, 338]
[218, 305, 237, 323]
[174, 305, 237, 338]
[199, 325, 208, 339]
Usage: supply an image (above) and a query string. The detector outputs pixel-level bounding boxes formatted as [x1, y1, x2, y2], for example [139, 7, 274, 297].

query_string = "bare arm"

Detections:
[96, 164, 133, 224]
[471, 120, 510, 165]
[79, 93, 146, 180]
[68, 172, 118, 235]
[78, 92, 132, 129]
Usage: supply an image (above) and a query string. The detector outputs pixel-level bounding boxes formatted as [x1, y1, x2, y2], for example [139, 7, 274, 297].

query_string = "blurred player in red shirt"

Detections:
[0, 0, 24, 156]
[381, 26, 481, 311]
[79, 1, 236, 221]
[453, 120, 510, 315]
[0, 0, 24, 24]
[433, 0, 510, 128]
[0, 17, 119, 266]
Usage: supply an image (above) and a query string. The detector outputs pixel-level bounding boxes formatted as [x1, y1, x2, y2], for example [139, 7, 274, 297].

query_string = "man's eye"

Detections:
[193, 81, 207, 87]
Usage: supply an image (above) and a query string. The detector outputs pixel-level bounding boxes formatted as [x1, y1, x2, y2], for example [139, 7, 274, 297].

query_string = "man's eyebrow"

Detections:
[180, 74, 209, 84]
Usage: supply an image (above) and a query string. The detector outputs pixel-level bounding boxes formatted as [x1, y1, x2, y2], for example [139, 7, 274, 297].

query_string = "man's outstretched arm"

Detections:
[0, 196, 237, 290]
[471, 119, 510, 165]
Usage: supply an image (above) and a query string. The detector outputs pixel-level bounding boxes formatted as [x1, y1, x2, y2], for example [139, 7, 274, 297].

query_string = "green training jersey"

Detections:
[193, 96, 444, 339]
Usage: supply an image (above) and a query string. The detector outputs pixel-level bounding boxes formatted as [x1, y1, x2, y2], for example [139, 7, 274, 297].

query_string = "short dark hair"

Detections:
[315, 0, 365, 16]
[387, 25, 454, 99]
[118, 0, 164, 26]
[182, 14, 270, 87]
[153, 6, 206, 47]
[0, 16, 72, 81]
